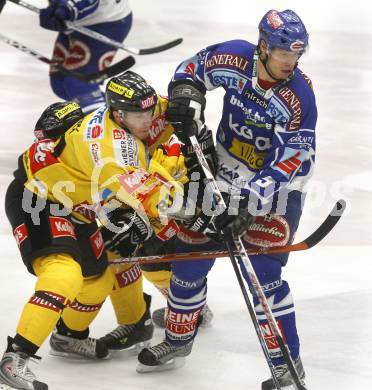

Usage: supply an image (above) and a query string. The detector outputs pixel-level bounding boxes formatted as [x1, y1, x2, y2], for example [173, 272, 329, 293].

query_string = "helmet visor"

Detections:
[267, 47, 306, 64]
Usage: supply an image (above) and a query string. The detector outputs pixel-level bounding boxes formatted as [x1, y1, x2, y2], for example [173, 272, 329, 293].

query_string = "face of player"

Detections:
[266, 48, 300, 78]
[114, 110, 153, 140]
[259, 41, 301, 81]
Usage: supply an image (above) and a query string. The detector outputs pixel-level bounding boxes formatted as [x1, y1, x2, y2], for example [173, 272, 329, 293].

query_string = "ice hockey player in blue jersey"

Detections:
[39, 0, 132, 113]
[137, 9, 316, 389]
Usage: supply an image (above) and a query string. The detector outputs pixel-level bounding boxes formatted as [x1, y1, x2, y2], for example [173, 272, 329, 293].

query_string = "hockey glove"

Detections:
[101, 208, 153, 257]
[136, 233, 175, 258]
[182, 125, 217, 178]
[165, 81, 206, 144]
[151, 135, 188, 184]
[40, 0, 73, 31]
[39, 0, 79, 31]
[213, 194, 254, 241]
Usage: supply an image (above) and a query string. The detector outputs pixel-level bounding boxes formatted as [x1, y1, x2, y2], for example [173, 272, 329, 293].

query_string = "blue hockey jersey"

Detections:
[171, 40, 317, 210]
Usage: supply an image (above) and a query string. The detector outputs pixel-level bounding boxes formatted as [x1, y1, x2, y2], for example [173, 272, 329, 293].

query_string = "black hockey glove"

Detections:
[182, 207, 215, 235]
[213, 194, 254, 242]
[101, 208, 153, 257]
[136, 233, 175, 258]
[165, 81, 206, 144]
[182, 125, 217, 178]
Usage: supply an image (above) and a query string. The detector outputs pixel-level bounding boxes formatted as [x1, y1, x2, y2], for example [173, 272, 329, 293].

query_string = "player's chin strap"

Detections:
[189, 128, 307, 390]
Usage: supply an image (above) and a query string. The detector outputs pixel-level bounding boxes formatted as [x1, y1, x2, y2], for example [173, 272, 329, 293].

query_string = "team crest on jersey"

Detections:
[243, 214, 290, 247]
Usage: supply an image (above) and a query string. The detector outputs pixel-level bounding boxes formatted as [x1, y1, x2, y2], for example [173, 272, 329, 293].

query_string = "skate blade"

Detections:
[49, 349, 111, 360]
[110, 341, 151, 356]
[136, 357, 186, 373]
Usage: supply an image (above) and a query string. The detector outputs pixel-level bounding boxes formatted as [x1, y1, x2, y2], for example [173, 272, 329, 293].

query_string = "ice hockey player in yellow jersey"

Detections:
[0, 71, 187, 390]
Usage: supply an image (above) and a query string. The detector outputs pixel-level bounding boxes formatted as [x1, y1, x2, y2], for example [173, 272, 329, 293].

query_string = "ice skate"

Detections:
[99, 293, 154, 354]
[0, 337, 48, 390]
[261, 357, 306, 390]
[136, 340, 193, 373]
[49, 332, 108, 360]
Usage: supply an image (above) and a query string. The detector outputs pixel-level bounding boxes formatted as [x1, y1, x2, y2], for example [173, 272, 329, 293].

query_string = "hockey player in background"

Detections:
[39, 0, 133, 113]
[137, 9, 317, 390]
[0, 71, 187, 389]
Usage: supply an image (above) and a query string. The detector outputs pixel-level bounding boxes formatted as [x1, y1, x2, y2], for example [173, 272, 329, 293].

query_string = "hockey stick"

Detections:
[9, 0, 183, 55]
[189, 133, 308, 390]
[0, 33, 135, 84]
[112, 200, 345, 265]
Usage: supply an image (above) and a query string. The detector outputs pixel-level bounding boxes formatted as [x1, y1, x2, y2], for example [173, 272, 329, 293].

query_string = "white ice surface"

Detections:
[1, 1, 372, 389]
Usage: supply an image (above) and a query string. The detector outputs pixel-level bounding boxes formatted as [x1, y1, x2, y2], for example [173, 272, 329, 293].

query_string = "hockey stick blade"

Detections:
[135, 38, 183, 55]
[112, 199, 346, 265]
[58, 56, 136, 84]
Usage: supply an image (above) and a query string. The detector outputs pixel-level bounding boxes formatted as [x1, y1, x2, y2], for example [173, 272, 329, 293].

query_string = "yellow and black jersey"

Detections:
[19, 95, 178, 224]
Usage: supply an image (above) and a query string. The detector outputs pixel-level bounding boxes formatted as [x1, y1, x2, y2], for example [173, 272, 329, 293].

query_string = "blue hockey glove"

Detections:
[39, 0, 76, 31]
[165, 81, 206, 144]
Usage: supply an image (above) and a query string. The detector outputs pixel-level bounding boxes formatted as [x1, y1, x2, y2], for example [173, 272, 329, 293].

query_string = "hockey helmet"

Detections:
[105, 71, 157, 113]
[258, 10, 309, 53]
[34, 101, 84, 140]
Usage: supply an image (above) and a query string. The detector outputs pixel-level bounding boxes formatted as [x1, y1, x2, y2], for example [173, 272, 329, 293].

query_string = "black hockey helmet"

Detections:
[105, 71, 157, 113]
[34, 101, 84, 140]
